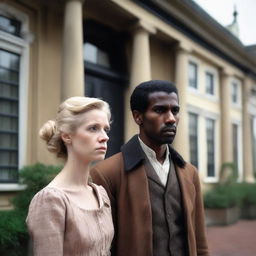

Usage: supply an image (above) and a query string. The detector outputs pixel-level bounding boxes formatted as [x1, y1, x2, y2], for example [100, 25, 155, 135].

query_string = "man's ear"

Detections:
[61, 132, 72, 144]
[132, 110, 143, 125]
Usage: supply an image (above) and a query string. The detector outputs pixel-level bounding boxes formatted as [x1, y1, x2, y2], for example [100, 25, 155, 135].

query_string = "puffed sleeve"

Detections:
[26, 187, 66, 256]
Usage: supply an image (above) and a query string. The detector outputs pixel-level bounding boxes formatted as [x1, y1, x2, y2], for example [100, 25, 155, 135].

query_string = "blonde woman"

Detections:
[26, 97, 114, 256]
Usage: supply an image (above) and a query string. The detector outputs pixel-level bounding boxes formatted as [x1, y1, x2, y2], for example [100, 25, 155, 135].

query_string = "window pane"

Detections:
[231, 82, 238, 103]
[188, 62, 198, 89]
[0, 15, 21, 37]
[0, 82, 18, 98]
[0, 116, 18, 131]
[0, 133, 18, 148]
[206, 118, 215, 177]
[0, 49, 20, 182]
[189, 113, 198, 168]
[0, 167, 18, 182]
[0, 151, 18, 165]
[0, 68, 19, 83]
[84, 42, 110, 68]
[206, 72, 214, 95]
[0, 100, 18, 115]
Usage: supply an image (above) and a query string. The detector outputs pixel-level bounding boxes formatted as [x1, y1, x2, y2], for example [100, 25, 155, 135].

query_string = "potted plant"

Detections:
[240, 183, 256, 219]
[204, 184, 240, 226]
[204, 162, 240, 226]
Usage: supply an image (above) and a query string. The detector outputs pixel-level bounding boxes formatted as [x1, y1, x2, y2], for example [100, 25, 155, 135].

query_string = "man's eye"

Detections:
[172, 107, 180, 115]
[154, 107, 165, 113]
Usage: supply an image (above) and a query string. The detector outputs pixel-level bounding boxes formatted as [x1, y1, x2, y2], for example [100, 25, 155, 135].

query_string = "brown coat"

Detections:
[91, 136, 209, 256]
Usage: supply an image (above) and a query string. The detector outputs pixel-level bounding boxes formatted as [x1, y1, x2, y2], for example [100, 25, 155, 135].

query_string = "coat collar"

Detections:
[121, 135, 186, 172]
[121, 135, 145, 172]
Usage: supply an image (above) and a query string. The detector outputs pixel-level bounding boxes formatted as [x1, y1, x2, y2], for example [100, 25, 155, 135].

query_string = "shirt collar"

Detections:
[138, 136, 169, 165]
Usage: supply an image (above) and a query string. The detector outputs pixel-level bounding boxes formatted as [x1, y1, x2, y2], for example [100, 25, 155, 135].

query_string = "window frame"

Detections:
[205, 71, 214, 95]
[231, 79, 242, 108]
[188, 112, 199, 168]
[204, 117, 218, 181]
[188, 61, 198, 90]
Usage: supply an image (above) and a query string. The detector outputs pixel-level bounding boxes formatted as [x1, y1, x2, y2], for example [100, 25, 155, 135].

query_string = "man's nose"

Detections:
[165, 111, 176, 123]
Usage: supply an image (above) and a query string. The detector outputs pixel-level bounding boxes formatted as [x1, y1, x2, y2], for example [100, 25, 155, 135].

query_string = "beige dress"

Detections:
[26, 183, 114, 256]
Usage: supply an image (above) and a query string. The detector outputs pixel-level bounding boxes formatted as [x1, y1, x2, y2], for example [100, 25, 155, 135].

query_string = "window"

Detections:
[188, 61, 198, 89]
[231, 81, 239, 104]
[206, 118, 215, 177]
[205, 72, 214, 95]
[189, 113, 198, 168]
[0, 5, 30, 183]
[0, 49, 19, 182]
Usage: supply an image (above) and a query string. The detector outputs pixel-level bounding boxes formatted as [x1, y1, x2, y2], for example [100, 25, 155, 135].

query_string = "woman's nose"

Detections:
[99, 130, 109, 142]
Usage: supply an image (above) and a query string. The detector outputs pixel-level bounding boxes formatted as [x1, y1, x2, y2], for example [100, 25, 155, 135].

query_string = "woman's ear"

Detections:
[61, 132, 72, 144]
[132, 110, 143, 126]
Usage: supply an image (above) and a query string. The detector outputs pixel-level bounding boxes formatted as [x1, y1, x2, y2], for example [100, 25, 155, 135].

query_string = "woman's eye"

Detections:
[104, 127, 110, 134]
[88, 126, 98, 132]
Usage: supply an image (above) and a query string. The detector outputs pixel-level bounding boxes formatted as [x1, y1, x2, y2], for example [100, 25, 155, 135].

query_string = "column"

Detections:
[220, 69, 233, 163]
[61, 0, 84, 100]
[173, 44, 190, 161]
[125, 20, 156, 140]
[242, 77, 254, 182]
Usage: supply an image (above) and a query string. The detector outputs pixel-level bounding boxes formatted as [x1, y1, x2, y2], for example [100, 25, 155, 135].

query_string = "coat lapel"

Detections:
[176, 165, 196, 216]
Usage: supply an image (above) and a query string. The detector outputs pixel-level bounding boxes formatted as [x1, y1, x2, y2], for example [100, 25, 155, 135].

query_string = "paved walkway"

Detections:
[206, 220, 256, 256]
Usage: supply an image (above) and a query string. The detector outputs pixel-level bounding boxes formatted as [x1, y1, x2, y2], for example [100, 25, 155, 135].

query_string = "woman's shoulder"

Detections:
[90, 183, 110, 205]
[29, 186, 66, 209]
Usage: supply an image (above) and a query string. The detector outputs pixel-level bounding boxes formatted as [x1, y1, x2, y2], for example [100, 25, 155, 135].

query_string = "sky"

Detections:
[193, 0, 256, 46]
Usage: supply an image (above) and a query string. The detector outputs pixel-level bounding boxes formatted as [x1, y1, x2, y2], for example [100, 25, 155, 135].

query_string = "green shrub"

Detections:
[204, 184, 241, 209]
[240, 183, 256, 206]
[0, 163, 61, 255]
[204, 162, 244, 209]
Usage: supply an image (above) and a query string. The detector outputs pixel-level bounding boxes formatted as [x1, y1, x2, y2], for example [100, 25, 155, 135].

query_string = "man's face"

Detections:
[136, 91, 180, 146]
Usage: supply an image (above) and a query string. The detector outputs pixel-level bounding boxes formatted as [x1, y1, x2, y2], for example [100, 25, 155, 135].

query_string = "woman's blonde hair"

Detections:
[39, 96, 111, 159]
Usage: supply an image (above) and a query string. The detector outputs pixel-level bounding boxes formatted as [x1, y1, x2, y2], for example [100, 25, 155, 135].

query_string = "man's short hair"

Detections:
[130, 80, 178, 113]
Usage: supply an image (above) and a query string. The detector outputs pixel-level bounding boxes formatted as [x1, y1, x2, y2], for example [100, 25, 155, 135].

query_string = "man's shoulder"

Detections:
[94, 152, 124, 171]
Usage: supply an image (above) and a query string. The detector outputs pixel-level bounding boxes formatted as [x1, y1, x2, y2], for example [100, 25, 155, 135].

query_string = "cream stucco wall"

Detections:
[1, 0, 256, 208]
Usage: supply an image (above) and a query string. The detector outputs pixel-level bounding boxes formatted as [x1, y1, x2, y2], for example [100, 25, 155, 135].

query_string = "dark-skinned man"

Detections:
[91, 80, 209, 256]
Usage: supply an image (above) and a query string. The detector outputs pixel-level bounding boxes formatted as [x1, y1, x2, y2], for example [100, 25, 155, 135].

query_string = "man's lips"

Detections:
[162, 127, 176, 135]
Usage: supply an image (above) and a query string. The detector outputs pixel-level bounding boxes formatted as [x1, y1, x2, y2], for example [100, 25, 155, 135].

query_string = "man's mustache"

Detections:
[161, 124, 176, 133]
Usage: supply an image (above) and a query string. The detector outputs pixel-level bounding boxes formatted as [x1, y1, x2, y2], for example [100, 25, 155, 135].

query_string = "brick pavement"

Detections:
[206, 220, 256, 256]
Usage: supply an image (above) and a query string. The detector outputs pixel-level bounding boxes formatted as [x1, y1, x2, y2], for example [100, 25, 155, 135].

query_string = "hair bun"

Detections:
[39, 120, 56, 142]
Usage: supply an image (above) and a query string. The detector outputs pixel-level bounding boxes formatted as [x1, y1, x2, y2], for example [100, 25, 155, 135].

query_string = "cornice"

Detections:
[132, 0, 256, 77]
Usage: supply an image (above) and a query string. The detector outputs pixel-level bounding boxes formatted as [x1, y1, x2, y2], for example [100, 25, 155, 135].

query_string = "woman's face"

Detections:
[67, 109, 110, 164]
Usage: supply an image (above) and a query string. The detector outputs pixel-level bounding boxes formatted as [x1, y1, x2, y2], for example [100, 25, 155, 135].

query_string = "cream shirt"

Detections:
[138, 136, 170, 186]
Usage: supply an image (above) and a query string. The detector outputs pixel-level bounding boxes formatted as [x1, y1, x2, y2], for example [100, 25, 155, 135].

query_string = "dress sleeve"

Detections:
[26, 188, 66, 256]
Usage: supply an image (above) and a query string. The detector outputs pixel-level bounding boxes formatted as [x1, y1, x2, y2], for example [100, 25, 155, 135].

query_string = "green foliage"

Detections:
[219, 162, 238, 184]
[239, 183, 256, 206]
[204, 184, 241, 209]
[0, 163, 61, 255]
[0, 210, 28, 256]
[204, 162, 242, 209]
[204, 162, 256, 210]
